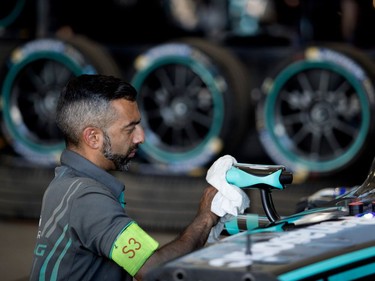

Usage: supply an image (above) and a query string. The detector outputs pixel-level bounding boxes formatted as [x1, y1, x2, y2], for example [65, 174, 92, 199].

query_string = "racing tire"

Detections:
[130, 37, 252, 175]
[0, 34, 122, 166]
[256, 44, 375, 181]
[0, 34, 122, 219]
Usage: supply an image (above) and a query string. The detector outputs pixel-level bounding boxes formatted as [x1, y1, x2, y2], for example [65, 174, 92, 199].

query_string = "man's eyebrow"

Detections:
[124, 119, 141, 129]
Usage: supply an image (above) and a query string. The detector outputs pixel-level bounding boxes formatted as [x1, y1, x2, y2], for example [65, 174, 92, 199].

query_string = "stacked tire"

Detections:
[255, 44, 375, 183]
[130, 37, 253, 175]
[0, 34, 122, 218]
[2, 36, 375, 230]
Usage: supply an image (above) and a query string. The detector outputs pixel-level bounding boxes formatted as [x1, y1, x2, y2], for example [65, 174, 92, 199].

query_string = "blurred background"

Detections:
[1, 0, 375, 280]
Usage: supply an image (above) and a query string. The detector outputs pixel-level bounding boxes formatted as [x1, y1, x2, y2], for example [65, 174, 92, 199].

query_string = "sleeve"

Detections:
[70, 186, 134, 257]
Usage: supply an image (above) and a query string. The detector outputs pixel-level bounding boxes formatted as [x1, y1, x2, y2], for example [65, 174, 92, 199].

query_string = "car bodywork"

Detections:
[144, 157, 375, 280]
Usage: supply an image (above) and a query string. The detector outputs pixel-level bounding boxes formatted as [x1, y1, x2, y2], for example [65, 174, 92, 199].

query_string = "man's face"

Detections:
[102, 131, 133, 171]
[101, 99, 144, 171]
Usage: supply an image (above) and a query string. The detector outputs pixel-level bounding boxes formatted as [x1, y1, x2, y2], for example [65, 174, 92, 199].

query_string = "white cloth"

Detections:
[206, 155, 250, 242]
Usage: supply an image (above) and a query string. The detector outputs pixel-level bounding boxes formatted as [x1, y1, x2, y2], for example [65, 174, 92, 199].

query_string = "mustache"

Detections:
[129, 144, 138, 153]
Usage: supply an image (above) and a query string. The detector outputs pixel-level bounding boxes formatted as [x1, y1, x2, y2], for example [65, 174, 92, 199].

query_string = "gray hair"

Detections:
[56, 74, 137, 147]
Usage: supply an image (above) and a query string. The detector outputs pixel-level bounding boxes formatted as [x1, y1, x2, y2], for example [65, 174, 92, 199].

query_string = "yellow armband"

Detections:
[110, 222, 159, 276]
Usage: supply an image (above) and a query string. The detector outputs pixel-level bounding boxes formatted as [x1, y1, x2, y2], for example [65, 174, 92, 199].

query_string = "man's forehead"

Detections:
[111, 99, 141, 122]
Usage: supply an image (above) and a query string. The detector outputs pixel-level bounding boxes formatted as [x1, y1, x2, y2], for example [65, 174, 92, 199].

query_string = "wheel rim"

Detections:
[132, 46, 226, 168]
[2, 51, 92, 161]
[263, 60, 371, 173]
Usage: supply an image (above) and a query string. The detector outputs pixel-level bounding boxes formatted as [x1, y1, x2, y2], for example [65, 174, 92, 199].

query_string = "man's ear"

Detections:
[82, 127, 102, 149]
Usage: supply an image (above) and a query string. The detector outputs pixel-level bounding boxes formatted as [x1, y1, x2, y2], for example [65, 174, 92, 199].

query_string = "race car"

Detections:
[144, 156, 375, 280]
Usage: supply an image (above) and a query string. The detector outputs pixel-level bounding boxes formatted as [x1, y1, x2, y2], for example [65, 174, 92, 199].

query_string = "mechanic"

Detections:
[29, 74, 247, 281]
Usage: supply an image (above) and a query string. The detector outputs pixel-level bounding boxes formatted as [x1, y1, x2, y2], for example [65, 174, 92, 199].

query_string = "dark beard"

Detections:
[102, 132, 133, 171]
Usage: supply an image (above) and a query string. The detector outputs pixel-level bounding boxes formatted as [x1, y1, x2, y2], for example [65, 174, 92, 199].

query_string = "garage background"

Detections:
[1, 1, 375, 280]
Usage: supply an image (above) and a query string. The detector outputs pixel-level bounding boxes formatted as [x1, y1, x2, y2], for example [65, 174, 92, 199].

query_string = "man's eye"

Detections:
[127, 127, 136, 134]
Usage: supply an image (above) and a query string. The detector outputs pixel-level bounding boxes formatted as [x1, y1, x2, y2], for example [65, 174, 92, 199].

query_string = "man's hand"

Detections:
[197, 185, 220, 226]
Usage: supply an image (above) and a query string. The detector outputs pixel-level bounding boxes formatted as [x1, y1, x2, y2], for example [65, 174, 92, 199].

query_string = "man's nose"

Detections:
[134, 125, 145, 144]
